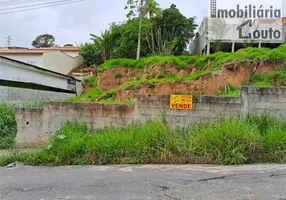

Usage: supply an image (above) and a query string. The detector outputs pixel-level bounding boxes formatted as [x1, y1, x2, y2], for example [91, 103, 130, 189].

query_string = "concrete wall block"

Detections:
[252, 87, 285, 95]
[166, 116, 186, 125]
[256, 102, 272, 109]
[216, 97, 241, 104]
[251, 109, 274, 116]
[145, 108, 162, 116]
[145, 100, 160, 108]
[224, 104, 241, 112]
[161, 108, 173, 116]
[158, 94, 170, 102]
[271, 103, 286, 110]
[251, 94, 280, 102]
[210, 104, 226, 111]
[274, 110, 286, 118]
[193, 103, 211, 110]
[188, 110, 205, 117]
[173, 109, 188, 117]
[278, 94, 286, 102]
[193, 96, 218, 104]
[185, 117, 204, 125]
[220, 111, 240, 118]
[200, 110, 221, 118]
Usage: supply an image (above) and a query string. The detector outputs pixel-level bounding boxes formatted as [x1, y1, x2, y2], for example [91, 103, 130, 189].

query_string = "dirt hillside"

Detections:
[95, 61, 279, 102]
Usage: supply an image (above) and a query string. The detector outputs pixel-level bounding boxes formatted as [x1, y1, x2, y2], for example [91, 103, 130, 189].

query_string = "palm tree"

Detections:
[126, 0, 161, 60]
[142, 0, 161, 18]
[90, 30, 111, 61]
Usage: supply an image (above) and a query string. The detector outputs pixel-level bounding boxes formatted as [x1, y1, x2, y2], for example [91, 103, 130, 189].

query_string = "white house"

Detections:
[190, 17, 286, 55]
[0, 47, 83, 75]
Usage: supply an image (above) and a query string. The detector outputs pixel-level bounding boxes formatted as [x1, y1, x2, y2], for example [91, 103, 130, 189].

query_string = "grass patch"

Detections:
[0, 103, 17, 149]
[83, 76, 97, 87]
[249, 64, 286, 87]
[66, 88, 103, 103]
[1, 114, 286, 166]
[114, 73, 123, 79]
[99, 45, 286, 74]
[219, 84, 240, 97]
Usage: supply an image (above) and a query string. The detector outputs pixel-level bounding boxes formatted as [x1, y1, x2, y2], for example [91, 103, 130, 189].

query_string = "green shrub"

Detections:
[115, 73, 123, 78]
[0, 103, 17, 149]
[176, 62, 188, 70]
[67, 88, 103, 103]
[158, 69, 170, 79]
[83, 76, 97, 87]
[193, 57, 206, 69]
[219, 84, 239, 96]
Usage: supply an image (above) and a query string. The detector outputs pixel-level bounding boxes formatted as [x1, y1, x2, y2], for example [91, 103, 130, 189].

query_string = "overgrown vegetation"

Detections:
[79, 3, 197, 65]
[83, 76, 98, 87]
[1, 114, 286, 166]
[0, 104, 17, 149]
[219, 84, 239, 97]
[249, 64, 286, 87]
[74, 45, 286, 103]
[67, 70, 210, 103]
[100, 45, 286, 71]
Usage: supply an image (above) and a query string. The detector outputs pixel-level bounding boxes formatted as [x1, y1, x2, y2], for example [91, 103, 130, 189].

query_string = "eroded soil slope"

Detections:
[96, 61, 280, 102]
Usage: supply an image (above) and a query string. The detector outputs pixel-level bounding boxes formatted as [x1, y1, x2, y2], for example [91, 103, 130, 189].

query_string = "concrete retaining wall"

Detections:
[0, 86, 75, 105]
[134, 94, 241, 128]
[15, 103, 134, 148]
[14, 86, 286, 148]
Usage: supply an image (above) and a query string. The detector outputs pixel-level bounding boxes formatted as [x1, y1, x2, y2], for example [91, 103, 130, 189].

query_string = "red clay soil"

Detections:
[114, 65, 250, 102]
[98, 64, 195, 91]
[95, 62, 280, 102]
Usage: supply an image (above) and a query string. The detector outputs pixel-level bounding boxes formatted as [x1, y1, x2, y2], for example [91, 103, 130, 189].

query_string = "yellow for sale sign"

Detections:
[170, 95, 193, 110]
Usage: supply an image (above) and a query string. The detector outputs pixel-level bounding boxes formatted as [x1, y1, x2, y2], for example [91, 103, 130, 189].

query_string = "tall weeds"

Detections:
[1, 114, 286, 166]
[0, 103, 17, 149]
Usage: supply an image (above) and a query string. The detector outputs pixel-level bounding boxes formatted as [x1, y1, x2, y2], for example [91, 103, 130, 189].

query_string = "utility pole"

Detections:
[136, 0, 144, 60]
[5, 35, 11, 47]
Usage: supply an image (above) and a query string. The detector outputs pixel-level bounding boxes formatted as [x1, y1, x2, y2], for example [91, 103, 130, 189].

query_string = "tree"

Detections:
[32, 34, 55, 48]
[90, 30, 112, 61]
[125, 0, 160, 19]
[125, 0, 160, 60]
[64, 44, 74, 47]
[152, 4, 197, 55]
[78, 43, 104, 66]
[110, 18, 152, 58]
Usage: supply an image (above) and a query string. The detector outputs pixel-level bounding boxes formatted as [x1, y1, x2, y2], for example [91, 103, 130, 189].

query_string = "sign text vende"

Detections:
[170, 95, 193, 110]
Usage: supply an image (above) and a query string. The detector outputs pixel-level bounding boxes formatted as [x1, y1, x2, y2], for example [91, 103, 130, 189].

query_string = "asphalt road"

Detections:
[1, 164, 286, 200]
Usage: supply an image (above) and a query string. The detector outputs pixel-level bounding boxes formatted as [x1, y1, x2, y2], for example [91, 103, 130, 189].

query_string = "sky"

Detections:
[0, 0, 284, 48]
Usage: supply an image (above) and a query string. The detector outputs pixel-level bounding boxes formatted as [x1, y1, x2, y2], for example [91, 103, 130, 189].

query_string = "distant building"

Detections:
[190, 17, 286, 55]
[0, 46, 83, 75]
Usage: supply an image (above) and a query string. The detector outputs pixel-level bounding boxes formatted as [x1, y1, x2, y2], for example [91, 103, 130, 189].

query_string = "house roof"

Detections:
[0, 55, 76, 80]
[0, 46, 79, 55]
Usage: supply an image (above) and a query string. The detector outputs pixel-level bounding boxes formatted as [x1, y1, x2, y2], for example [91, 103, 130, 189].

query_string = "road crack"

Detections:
[178, 174, 237, 183]
[0, 191, 11, 198]
[165, 191, 181, 200]
[6, 186, 52, 193]
[269, 173, 286, 178]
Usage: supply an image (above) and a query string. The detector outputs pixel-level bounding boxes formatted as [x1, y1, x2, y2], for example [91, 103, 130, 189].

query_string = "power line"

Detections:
[0, 0, 53, 7]
[0, 0, 77, 10]
[0, 0, 86, 15]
